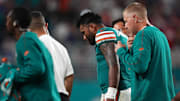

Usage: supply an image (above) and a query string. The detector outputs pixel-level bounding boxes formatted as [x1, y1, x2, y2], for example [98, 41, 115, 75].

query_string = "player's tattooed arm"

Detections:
[100, 42, 118, 88]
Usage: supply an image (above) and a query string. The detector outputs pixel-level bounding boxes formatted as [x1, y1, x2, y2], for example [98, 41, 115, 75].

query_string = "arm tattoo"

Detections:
[100, 42, 118, 67]
[100, 42, 118, 87]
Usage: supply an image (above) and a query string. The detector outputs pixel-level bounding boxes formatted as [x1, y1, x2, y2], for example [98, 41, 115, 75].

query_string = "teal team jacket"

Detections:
[0, 63, 20, 101]
[95, 27, 132, 94]
[15, 32, 61, 101]
[117, 26, 175, 101]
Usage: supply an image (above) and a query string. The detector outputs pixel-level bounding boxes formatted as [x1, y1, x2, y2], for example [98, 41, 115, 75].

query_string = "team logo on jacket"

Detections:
[24, 50, 29, 56]
[139, 48, 144, 51]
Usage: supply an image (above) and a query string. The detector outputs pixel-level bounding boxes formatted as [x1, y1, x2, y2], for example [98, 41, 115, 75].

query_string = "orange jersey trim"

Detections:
[96, 32, 114, 37]
[96, 37, 116, 43]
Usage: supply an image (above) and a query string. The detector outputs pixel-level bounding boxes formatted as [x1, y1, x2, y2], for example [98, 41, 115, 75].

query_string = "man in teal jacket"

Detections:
[115, 2, 175, 101]
[6, 7, 61, 101]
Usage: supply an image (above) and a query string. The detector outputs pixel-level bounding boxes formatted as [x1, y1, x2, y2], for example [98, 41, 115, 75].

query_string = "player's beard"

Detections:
[86, 32, 96, 45]
[6, 22, 16, 40]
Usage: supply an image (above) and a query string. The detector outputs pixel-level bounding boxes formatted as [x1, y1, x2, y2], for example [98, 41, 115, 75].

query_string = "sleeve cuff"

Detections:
[117, 47, 127, 56]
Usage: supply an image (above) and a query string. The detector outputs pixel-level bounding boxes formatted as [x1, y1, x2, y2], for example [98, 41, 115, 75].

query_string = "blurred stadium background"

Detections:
[0, 0, 179, 101]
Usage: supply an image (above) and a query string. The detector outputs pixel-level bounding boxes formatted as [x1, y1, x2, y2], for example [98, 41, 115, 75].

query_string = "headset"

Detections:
[13, 20, 28, 32]
[13, 20, 19, 27]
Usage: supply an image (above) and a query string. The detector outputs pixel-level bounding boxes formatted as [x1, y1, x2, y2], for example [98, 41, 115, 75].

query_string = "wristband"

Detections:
[105, 87, 117, 100]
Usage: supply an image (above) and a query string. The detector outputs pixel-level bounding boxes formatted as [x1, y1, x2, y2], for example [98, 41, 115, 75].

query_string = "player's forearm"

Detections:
[105, 65, 118, 101]
[100, 42, 119, 88]
[108, 65, 118, 88]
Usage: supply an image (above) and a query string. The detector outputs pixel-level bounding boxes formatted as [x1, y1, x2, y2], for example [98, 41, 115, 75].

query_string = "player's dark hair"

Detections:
[10, 7, 31, 29]
[77, 12, 102, 28]
[112, 18, 125, 27]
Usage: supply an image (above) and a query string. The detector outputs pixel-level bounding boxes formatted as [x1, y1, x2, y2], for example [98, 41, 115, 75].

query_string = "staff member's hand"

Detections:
[127, 36, 135, 49]
[115, 41, 126, 53]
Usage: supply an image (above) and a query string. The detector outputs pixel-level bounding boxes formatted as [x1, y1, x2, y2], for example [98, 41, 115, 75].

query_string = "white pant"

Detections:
[100, 88, 131, 101]
[118, 88, 131, 101]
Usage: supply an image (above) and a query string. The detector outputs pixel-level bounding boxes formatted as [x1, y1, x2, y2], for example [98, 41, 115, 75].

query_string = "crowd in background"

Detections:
[0, 0, 179, 81]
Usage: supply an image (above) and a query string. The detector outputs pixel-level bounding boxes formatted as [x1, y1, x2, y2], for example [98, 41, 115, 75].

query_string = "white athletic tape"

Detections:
[105, 87, 117, 100]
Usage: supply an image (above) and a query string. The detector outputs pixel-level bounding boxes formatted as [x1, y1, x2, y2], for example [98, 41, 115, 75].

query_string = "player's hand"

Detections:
[104, 87, 117, 101]
[127, 35, 135, 49]
[115, 41, 126, 53]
